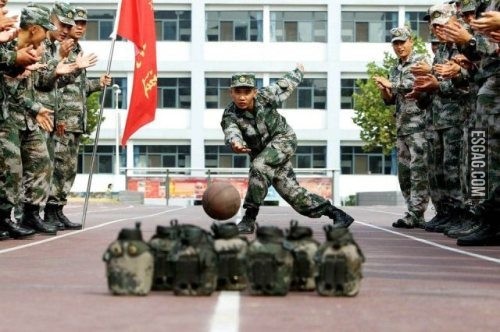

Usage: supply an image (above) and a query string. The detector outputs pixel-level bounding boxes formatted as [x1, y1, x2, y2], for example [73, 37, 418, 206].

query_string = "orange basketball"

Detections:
[202, 182, 241, 220]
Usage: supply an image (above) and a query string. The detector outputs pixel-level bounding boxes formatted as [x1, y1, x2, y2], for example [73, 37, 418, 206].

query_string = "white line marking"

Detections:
[0, 207, 186, 255]
[356, 220, 500, 265]
[210, 291, 240, 332]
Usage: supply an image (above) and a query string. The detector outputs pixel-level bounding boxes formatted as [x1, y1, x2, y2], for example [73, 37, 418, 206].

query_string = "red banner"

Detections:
[117, 0, 158, 145]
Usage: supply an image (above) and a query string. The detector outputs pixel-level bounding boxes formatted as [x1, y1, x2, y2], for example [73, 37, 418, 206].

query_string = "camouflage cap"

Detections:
[21, 4, 57, 31]
[74, 6, 87, 21]
[230, 73, 256, 88]
[51, 1, 75, 26]
[390, 27, 412, 43]
[429, 3, 457, 26]
[460, 0, 477, 13]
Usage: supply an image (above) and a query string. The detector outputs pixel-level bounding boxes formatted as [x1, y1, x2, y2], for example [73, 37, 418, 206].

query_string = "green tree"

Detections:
[81, 91, 105, 145]
[352, 35, 428, 155]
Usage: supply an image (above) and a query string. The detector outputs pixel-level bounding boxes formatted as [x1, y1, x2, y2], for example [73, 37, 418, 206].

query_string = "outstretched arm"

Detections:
[259, 63, 305, 106]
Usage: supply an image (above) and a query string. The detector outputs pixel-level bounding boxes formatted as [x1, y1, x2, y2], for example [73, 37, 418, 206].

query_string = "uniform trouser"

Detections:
[20, 127, 52, 206]
[0, 120, 22, 212]
[427, 126, 464, 212]
[243, 137, 330, 218]
[47, 132, 81, 206]
[473, 75, 500, 204]
[396, 131, 429, 217]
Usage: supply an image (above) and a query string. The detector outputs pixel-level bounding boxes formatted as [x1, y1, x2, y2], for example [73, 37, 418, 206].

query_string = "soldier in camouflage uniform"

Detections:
[438, 0, 500, 244]
[2, 5, 80, 236]
[411, 4, 471, 233]
[44, 7, 111, 230]
[221, 65, 354, 234]
[374, 27, 430, 228]
[0, 5, 41, 240]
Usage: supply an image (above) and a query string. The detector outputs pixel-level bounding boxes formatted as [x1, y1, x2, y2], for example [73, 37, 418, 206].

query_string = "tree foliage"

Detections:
[81, 91, 105, 145]
[352, 35, 428, 155]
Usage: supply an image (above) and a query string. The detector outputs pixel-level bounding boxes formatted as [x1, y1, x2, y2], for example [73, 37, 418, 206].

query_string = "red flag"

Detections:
[116, 0, 158, 145]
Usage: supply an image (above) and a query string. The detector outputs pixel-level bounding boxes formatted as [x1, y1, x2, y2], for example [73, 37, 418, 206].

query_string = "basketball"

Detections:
[202, 182, 241, 220]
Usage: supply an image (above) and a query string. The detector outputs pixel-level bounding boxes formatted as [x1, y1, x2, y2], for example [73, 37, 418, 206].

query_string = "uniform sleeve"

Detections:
[220, 108, 244, 146]
[258, 67, 304, 107]
[86, 78, 102, 95]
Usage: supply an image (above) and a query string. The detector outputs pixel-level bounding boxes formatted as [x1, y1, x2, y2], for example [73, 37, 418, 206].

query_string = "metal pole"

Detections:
[112, 84, 121, 176]
[81, 38, 117, 229]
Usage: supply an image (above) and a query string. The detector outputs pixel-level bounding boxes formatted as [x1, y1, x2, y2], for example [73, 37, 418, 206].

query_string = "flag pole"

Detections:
[81, 38, 117, 229]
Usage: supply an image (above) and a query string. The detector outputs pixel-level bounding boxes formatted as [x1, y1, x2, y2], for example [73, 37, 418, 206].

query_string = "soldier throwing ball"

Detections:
[221, 64, 354, 234]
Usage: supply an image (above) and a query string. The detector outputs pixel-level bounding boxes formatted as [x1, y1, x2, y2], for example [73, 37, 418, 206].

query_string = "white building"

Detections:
[9, 0, 436, 205]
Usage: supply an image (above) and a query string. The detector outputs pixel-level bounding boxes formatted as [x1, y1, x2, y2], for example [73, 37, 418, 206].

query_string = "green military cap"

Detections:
[429, 3, 457, 26]
[230, 73, 256, 88]
[74, 6, 87, 21]
[390, 26, 412, 43]
[51, 1, 75, 26]
[460, 0, 477, 13]
[21, 4, 57, 31]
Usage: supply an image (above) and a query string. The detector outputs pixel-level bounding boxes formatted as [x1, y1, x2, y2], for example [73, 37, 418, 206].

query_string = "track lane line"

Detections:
[210, 291, 240, 332]
[0, 207, 186, 255]
[355, 219, 500, 265]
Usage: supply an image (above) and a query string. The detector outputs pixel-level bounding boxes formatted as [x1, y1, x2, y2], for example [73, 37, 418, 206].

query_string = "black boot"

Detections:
[56, 206, 82, 230]
[325, 204, 354, 228]
[0, 230, 9, 240]
[238, 207, 258, 234]
[44, 204, 65, 230]
[0, 209, 35, 239]
[21, 204, 57, 235]
[456, 221, 500, 246]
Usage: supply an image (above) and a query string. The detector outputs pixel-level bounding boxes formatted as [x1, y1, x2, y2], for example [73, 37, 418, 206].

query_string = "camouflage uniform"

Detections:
[48, 41, 101, 208]
[1, 5, 59, 236]
[384, 37, 430, 227]
[428, 41, 470, 220]
[221, 68, 353, 233]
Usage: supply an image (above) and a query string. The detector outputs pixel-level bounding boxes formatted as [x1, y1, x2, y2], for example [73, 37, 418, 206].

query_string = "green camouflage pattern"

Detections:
[168, 224, 217, 296]
[213, 237, 249, 291]
[396, 131, 429, 218]
[103, 239, 154, 296]
[148, 223, 178, 290]
[231, 73, 256, 88]
[0, 118, 22, 211]
[429, 3, 457, 26]
[51, 1, 76, 26]
[390, 27, 411, 43]
[286, 220, 319, 291]
[315, 226, 364, 297]
[20, 4, 57, 31]
[47, 42, 101, 206]
[221, 68, 332, 217]
[386, 51, 430, 136]
[246, 226, 293, 296]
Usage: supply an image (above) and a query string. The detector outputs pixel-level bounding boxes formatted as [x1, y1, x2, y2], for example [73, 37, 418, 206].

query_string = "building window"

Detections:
[270, 77, 326, 109]
[341, 78, 366, 109]
[205, 78, 263, 109]
[157, 77, 191, 108]
[85, 10, 116, 41]
[405, 11, 430, 41]
[92, 77, 128, 109]
[292, 146, 326, 168]
[134, 145, 191, 168]
[342, 11, 398, 42]
[155, 10, 191, 41]
[206, 11, 263, 41]
[77, 145, 126, 174]
[341, 146, 392, 174]
[270, 11, 327, 42]
[205, 145, 250, 169]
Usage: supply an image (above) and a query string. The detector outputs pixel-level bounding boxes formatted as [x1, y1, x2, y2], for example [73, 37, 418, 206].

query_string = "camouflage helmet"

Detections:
[74, 6, 88, 21]
[390, 26, 412, 43]
[51, 1, 75, 26]
[230, 73, 256, 88]
[460, 0, 477, 13]
[429, 3, 458, 26]
[21, 4, 57, 31]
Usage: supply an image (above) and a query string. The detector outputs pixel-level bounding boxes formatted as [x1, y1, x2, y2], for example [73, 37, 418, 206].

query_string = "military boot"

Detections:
[44, 204, 65, 230]
[425, 209, 451, 232]
[325, 204, 354, 228]
[21, 204, 57, 235]
[237, 207, 258, 234]
[456, 222, 500, 246]
[56, 205, 82, 230]
[0, 208, 35, 239]
[0, 230, 9, 240]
